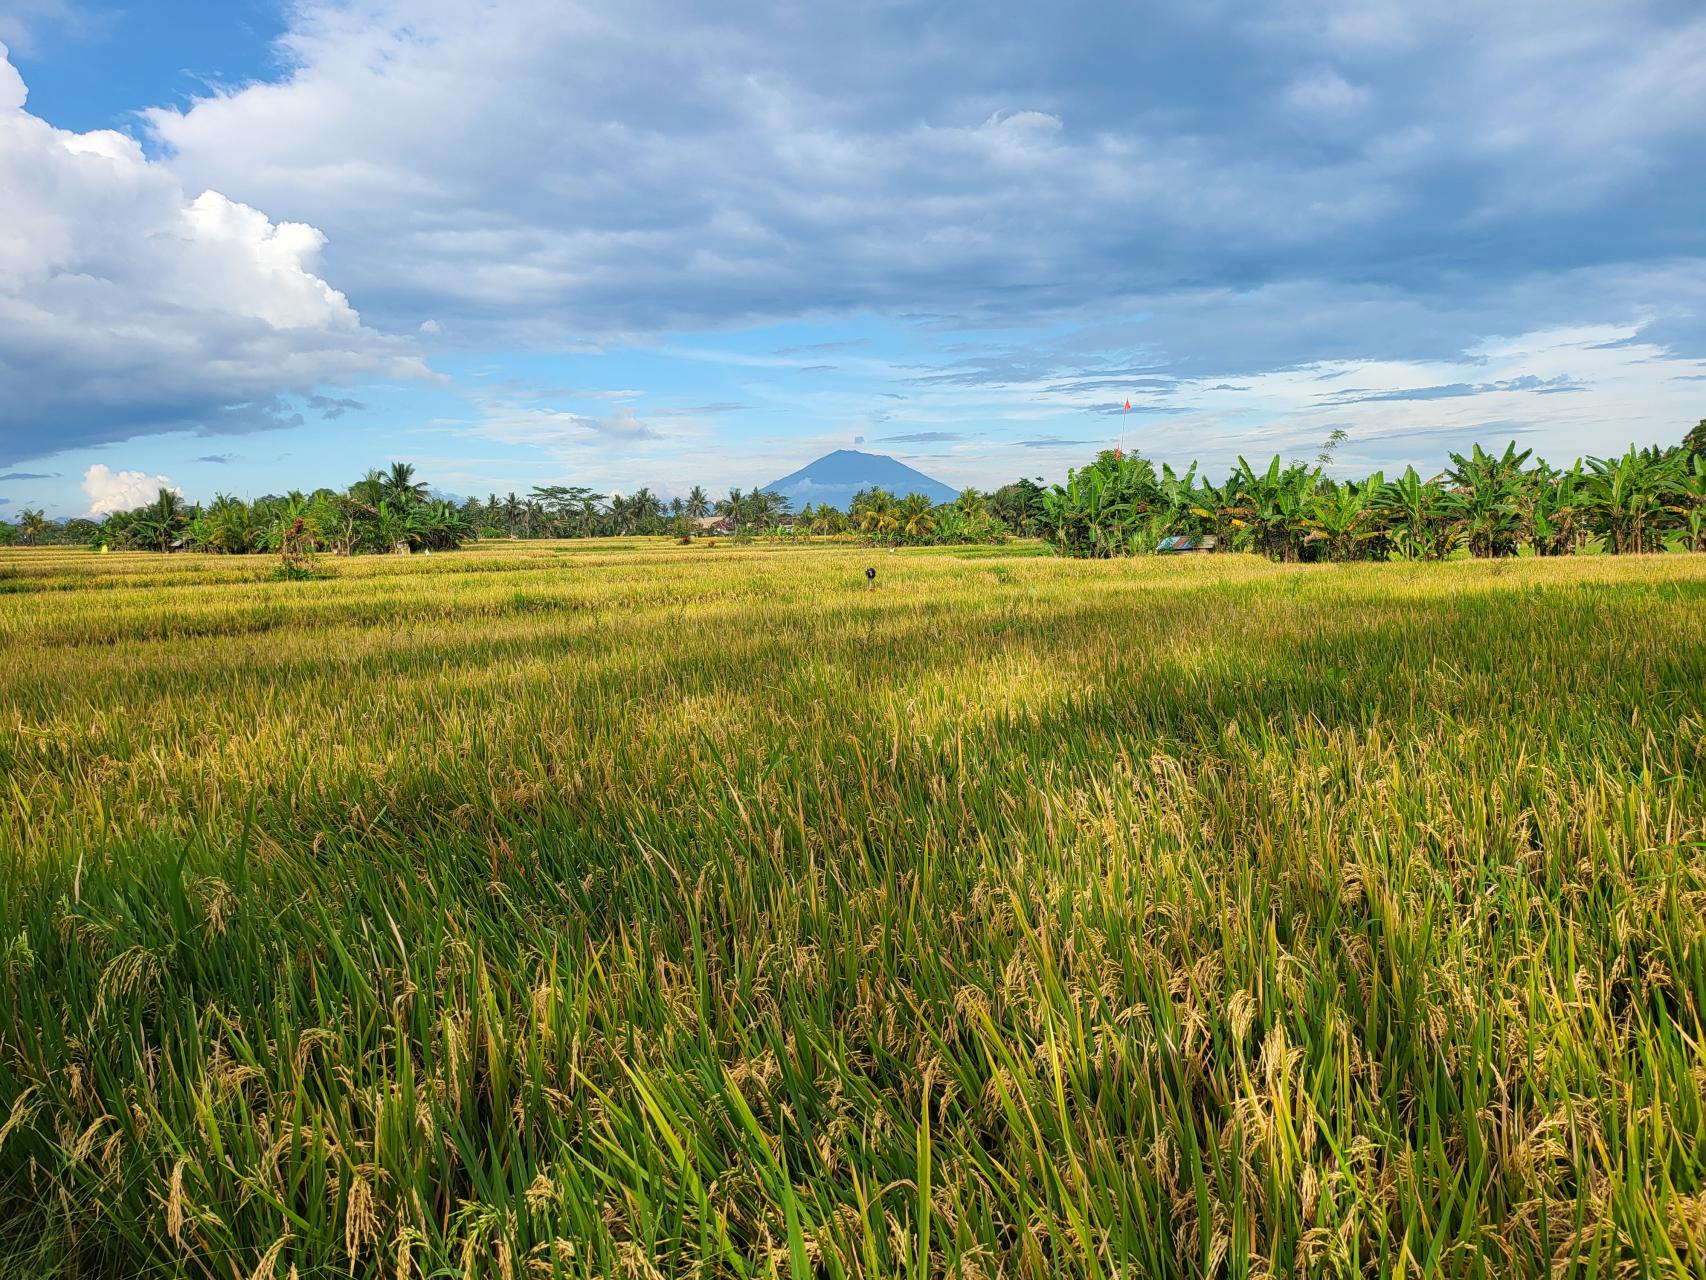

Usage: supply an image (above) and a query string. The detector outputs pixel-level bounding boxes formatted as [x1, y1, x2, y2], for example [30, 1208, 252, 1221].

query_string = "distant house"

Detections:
[693, 515, 736, 535]
[1156, 535, 1218, 555]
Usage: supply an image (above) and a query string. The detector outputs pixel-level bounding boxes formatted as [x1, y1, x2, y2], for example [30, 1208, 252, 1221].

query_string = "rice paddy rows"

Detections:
[1, 542, 1704, 1278]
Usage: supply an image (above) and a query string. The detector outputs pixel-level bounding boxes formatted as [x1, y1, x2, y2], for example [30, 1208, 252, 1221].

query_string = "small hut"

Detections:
[1156, 535, 1218, 555]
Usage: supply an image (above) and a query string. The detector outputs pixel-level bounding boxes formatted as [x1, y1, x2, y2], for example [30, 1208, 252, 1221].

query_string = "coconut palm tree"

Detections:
[350, 469, 387, 510]
[685, 485, 710, 520]
[854, 489, 899, 541]
[192, 494, 262, 553]
[897, 493, 937, 540]
[716, 488, 746, 536]
[746, 488, 788, 527]
[17, 508, 49, 546]
[382, 462, 428, 505]
[135, 489, 190, 552]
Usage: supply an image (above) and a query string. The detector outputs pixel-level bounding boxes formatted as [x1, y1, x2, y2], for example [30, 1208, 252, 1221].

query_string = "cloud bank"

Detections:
[0, 42, 425, 463]
[143, 0, 1706, 363]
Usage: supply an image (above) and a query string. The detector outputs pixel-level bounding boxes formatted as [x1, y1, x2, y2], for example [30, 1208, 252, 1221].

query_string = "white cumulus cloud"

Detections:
[0, 41, 428, 463]
[82, 464, 181, 517]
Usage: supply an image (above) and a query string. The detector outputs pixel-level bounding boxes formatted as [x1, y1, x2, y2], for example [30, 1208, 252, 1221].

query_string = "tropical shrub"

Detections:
[1037, 429, 1706, 561]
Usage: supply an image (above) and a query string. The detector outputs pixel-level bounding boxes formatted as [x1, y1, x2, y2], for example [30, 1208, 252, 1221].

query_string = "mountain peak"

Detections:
[765, 450, 958, 511]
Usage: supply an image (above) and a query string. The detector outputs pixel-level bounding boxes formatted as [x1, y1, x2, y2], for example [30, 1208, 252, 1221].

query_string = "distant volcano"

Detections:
[765, 449, 958, 511]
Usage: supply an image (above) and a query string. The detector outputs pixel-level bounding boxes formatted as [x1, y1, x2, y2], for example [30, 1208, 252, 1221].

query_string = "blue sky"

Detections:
[3, 1, 1705, 516]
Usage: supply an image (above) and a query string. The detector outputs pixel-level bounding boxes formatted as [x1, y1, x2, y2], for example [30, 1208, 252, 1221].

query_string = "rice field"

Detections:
[1, 540, 1704, 1279]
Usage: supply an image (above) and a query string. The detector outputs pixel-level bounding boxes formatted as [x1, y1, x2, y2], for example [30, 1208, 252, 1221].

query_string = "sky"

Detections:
[2, 1, 1705, 518]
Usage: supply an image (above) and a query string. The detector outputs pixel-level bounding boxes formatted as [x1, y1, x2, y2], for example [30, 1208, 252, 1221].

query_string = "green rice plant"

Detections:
[0, 541, 1703, 1278]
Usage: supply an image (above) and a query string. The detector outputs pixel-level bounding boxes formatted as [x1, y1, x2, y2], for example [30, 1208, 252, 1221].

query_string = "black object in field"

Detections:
[866, 566, 877, 590]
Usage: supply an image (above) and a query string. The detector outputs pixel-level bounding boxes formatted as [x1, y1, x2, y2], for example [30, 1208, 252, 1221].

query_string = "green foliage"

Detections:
[30, 418, 1706, 561]
[16, 507, 49, 546]
[86, 466, 474, 557]
[1037, 434, 1706, 561]
[847, 487, 1006, 546]
[990, 477, 1045, 534]
[1683, 418, 1706, 464]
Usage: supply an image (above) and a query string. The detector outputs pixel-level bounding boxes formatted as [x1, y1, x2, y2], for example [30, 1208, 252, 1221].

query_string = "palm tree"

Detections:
[685, 485, 710, 520]
[628, 487, 663, 534]
[853, 489, 899, 541]
[350, 469, 387, 509]
[897, 493, 937, 540]
[17, 508, 48, 546]
[716, 487, 746, 536]
[195, 494, 262, 553]
[746, 488, 789, 528]
[383, 461, 429, 505]
[138, 488, 189, 552]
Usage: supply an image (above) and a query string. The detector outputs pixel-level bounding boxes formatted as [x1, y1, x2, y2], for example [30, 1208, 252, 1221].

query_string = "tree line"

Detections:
[1036, 426, 1705, 560]
[2, 422, 1701, 559]
[1, 464, 473, 554]
[0, 463, 1041, 553]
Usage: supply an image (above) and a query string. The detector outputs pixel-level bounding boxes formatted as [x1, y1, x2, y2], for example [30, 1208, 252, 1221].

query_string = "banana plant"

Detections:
[1377, 466, 1454, 560]
[1525, 461, 1587, 556]
[1228, 456, 1321, 561]
[1445, 442, 1532, 557]
[1583, 446, 1678, 554]
[1304, 474, 1383, 561]
[1674, 454, 1706, 552]
[1038, 459, 1132, 557]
